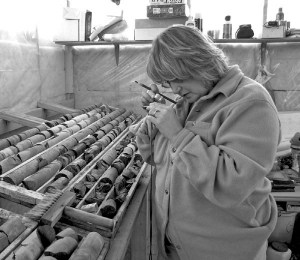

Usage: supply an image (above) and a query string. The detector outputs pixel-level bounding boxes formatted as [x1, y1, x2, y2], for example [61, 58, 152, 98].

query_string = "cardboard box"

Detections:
[63, 7, 81, 20]
[79, 11, 86, 41]
[149, 0, 185, 4]
[287, 201, 300, 212]
[54, 8, 90, 42]
[147, 4, 188, 19]
[53, 19, 80, 41]
[134, 28, 166, 40]
[262, 26, 286, 38]
[135, 17, 188, 28]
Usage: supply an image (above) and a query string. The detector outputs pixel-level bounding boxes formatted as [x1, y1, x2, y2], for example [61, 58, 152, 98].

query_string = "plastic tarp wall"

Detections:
[73, 42, 300, 115]
[0, 35, 67, 113]
[0, 39, 67, 113]
[73, 44, 154, 116]
[267, 43, 300, 111]
[0, 0, 69, 114]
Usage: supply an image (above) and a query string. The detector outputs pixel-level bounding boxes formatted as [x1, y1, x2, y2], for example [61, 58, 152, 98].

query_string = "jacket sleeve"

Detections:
[171, 99, 281, 208]
[136, 135, 155, 166]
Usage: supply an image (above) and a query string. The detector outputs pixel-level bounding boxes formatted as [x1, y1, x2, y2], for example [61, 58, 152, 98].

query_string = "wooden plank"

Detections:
[0, 181, 45, 206]
[0, 101, 72, 138]
[0, 110, 48, 128]
[61, 157, 146, 238]
[0, 194, 32, 212]
[40, 191, 76, 227]
[110, 162, 148, 237]
[37, 100, 80, 114]
[105, 167, 151, 260]
[0, 99, 74, 137]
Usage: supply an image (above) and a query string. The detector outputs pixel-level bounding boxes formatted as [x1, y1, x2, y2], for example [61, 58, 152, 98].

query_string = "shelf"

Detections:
[55, 41, 152, 66]
[54, 37, 300, 46]
[215, 38, 300, 43]
[272, 186, 300, 202]
[55, 38, 300, 66]
[54, 40, 152, 46]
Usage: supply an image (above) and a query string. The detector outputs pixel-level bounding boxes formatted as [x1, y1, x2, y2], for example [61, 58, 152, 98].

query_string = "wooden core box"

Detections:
[0, 102, 148, 259]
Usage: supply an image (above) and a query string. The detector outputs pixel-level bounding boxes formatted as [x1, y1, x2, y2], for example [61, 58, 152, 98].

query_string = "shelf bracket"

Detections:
[113, 43, 120, 66]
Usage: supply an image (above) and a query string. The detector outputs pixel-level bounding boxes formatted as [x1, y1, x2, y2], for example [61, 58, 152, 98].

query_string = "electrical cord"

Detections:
[148, 123, 153, 260]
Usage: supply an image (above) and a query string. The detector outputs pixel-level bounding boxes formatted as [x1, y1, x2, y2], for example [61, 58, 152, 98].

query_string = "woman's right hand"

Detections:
[141, 83, 165, 107]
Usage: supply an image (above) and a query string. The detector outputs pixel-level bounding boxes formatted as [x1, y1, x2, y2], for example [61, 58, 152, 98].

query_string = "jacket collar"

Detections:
[175, 65, 244, 109]
[202, 65, 244, 100]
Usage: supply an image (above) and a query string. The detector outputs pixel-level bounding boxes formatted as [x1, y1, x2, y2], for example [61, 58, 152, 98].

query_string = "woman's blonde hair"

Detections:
[147, 25, 229, 87]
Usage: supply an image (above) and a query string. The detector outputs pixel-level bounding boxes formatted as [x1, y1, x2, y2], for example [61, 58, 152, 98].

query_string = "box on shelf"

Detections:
[53, 19, 80, 41]
[134, 28, 166, 40]
[149, 0, 185, 4]
[135, 17, 188, 29]
[287, 201, 300, 212]
[262, 25, 286, 38]
[63, 7, 81, 20]
[54, 7, 91, 42]
[147, 4, 188, 19]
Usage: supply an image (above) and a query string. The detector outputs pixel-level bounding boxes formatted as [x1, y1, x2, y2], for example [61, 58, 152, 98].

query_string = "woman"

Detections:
[135, 25, 281, 260]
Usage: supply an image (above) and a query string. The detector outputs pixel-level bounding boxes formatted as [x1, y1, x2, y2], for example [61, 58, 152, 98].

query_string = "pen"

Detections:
[135, 81, 177, 104]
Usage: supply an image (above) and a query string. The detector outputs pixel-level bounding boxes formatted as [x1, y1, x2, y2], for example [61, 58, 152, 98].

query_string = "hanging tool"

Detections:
[135, 81, 177, 104]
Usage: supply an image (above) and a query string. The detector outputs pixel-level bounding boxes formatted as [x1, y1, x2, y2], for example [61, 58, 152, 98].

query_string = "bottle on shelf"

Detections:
[185, 16, 195, 28]
[194, 13, 203, 32]
[223, 15, 232, 39]
[276, 8, 284, 21]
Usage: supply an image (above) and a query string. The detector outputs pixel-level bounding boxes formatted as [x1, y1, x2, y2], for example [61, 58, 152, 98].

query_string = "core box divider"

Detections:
[0, 105, 108, 180]
[0, 107, 138, 195]
[61, 163, 146, 238]
[0, 116, 95, 181]
[35, 112, 141, 194]
[36, 127, 130, 194]
[64, 114, 141, 191]
[60, 143, 146, 238]
[74, 147, 136, 210]
[0, 108, 131, 207]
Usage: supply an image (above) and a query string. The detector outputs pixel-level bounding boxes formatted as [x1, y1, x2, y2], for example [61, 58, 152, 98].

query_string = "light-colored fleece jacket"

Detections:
[137, 65, 281, 260]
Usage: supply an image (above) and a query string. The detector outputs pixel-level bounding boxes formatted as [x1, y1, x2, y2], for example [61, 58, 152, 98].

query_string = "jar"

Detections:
[266, 241, 291, 260]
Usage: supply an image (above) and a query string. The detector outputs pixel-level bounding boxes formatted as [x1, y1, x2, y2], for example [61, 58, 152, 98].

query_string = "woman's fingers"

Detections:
[150, 83, 160, 93]
[140, 84, 164, 110]
[141, 91, 154, 105]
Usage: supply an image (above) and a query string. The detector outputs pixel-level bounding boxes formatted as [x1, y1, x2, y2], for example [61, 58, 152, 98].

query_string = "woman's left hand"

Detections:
[146, 102, 183, 143]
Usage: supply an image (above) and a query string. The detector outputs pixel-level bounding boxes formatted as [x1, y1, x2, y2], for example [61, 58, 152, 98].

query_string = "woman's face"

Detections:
[167, 78, 211, 104]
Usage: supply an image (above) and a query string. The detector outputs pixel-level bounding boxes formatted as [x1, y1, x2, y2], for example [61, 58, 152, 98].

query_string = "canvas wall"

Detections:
[72, 42, 300, 116]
